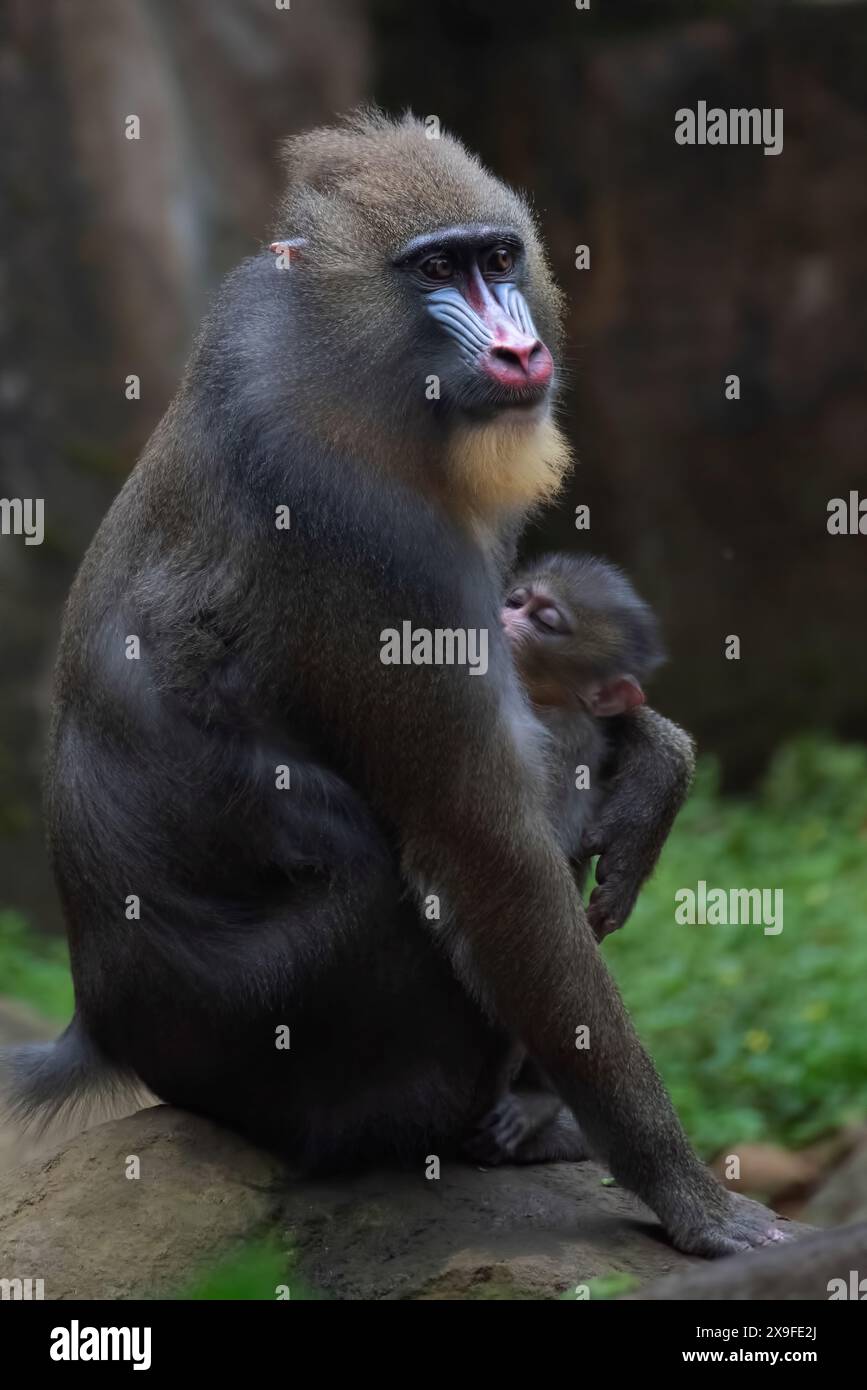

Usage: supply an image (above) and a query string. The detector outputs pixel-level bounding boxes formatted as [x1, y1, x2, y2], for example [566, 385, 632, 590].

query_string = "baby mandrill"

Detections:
[503, 552, 693, 939]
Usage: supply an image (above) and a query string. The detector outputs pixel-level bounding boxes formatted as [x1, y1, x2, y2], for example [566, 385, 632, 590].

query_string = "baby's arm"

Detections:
[577, 708, 695, 940]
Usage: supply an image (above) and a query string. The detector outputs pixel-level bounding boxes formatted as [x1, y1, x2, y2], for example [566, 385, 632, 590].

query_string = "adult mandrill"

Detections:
[9, 113, 783, 1256]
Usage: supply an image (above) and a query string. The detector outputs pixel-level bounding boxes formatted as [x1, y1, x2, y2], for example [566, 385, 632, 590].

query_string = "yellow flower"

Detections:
[801, 1001, 829, 1023]
[745, 1029, 771, 1053]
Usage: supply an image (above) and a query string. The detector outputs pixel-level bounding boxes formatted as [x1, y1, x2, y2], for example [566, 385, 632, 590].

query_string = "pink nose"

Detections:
[464, 264, 554, 395]
[482, 337, 553, 391]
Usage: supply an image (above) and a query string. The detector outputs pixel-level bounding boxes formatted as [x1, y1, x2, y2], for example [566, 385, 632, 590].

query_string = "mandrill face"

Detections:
[393, 222, 554, 419]
[272, 111, 569, 518]
[275, 113, 564, 420]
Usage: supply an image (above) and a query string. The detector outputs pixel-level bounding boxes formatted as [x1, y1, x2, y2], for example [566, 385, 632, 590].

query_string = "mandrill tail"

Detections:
[0, 1014, 147, 1135]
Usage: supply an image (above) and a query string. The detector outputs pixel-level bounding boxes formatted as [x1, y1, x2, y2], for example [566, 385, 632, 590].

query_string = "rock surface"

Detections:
[0, 1103, 813, 1300]
[281, 1160, 695, 1300]
[0, 1107, 284, 1300]
[805, 1132, 867, 1229]
[634, 1220, 867, 1301]
[711, 1142, 820, 1206]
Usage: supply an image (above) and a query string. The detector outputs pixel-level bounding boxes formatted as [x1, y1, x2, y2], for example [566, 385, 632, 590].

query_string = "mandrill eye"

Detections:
[505, 588, 529, 609]
[485, 246, 514, 277]
[533, 605, 569, 634]
[420, 254, 454, 282]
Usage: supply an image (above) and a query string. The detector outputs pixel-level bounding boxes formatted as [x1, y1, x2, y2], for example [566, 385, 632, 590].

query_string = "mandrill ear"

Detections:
[589, 674, 646, 718]
[268, 238, 307, 268]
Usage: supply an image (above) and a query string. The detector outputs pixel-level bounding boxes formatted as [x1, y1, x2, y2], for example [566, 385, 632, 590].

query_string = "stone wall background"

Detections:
[1, 0, 865, 930]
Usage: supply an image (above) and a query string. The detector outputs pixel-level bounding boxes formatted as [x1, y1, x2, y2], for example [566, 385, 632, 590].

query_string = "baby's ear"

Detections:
[589, 674, 645, 718]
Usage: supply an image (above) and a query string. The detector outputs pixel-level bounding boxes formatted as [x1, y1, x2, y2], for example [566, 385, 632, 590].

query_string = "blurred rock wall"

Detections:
[372, 0, 867, 782]
[1, 0, 865, 927]
[0, 0, 368, 927]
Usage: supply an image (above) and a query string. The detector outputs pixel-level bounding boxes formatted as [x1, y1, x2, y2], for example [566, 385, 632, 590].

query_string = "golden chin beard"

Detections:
[446, 414, 572, 527]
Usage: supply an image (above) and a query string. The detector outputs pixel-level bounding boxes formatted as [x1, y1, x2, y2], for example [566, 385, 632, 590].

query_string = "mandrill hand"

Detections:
[580, 815, 655, 942]
[581, 709, 696, 942]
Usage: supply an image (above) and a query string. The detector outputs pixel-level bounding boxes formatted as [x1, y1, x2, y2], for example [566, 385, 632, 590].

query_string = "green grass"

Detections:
[605, 735, 867, 1152]
[1, 735, 866, 1153]
[177, 1239, 320, 1301]
[0, 909, 73, 1021]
